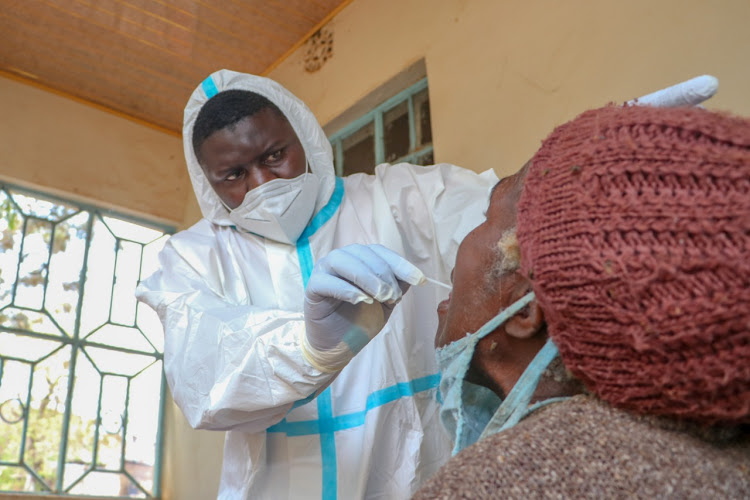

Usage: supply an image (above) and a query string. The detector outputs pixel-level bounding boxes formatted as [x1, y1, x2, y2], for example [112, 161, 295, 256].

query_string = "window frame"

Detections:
[328, 78, 433, 176]
[0, 181, 171, 499]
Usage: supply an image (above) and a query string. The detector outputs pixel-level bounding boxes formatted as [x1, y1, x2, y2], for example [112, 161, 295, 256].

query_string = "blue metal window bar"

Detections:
[328, 78, 433, 176]
[0, 182, 171, 498]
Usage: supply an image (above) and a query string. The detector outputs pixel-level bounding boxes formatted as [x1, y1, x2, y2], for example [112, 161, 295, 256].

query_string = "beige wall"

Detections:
[0, 76, 187, 226]
[3, 1, 749, 499]
[271, 0, 750, 180]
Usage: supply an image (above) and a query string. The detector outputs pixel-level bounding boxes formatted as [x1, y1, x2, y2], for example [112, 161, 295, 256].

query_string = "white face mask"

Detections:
[436, 292, 562, 455]
[227, 168, 320, 245]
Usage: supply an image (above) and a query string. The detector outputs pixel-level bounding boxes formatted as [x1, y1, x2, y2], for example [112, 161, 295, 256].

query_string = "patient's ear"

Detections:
[505, 294, 544, 339]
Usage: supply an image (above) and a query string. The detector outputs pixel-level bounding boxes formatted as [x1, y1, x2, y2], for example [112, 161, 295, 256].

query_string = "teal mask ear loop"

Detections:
[436, 291, 537, 455]
[478, 338, 560, 440]
[475, 291, 536, 338]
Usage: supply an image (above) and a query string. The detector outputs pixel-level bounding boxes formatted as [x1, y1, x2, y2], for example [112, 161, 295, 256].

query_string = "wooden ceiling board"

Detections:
[1, 1, 207, 85]
[256, 0, 323, 25]
[34, 0, 204, 66]
[0, 5, 195, 129]
[192, 10, 290, 63]
[1, 0, 351, 134]
[196, 3, 299, 46]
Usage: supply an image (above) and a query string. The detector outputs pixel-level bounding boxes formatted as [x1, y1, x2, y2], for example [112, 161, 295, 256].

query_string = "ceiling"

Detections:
[0, 0, 350, 135]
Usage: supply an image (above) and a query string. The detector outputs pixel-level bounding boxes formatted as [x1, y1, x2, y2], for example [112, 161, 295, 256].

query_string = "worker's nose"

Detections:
[246, 168, 276, 192]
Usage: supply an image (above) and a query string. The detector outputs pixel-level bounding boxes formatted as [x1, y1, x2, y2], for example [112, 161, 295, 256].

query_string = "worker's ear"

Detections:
[505, 278, 544, 340]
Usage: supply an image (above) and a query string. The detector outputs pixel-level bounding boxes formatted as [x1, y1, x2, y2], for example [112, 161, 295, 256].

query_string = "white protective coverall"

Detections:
[136, 70, 498, 499]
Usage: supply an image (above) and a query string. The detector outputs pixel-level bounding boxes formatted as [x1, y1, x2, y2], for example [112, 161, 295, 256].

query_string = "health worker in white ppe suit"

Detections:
[135, 69, 498, 500]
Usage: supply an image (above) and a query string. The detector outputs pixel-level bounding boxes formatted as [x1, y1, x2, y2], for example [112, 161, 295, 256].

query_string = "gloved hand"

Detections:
[301, 244, 425, 372]
[626, 74, 719, 107]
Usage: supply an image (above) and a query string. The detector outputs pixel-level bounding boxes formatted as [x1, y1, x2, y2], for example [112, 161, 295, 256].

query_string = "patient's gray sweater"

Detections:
[413, 395, 750, 499]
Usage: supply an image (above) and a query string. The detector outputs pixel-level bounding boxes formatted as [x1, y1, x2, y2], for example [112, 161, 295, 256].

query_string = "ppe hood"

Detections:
[183, 69, 336, 226]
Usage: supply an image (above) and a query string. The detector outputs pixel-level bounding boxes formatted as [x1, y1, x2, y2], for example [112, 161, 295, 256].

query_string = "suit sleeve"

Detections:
[136, 239, 334, 433]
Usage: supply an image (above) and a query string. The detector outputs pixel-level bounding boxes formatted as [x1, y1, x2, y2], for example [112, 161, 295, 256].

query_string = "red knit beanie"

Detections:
[517, 105, 750, 425]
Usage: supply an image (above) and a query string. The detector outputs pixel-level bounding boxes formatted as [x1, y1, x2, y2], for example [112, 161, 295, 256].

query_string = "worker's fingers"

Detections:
[307, 244, 421, 306]
[311, 246, 396, 304]
[367, 244, 426, 287]
[340, 244, 425, 302]
[627, 75, 719, 108]
[304, 272, 371, 319]
[337, 245, 404, 303]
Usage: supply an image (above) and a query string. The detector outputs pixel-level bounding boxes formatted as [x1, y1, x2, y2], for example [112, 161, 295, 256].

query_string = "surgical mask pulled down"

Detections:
[435, 291, 561, 455]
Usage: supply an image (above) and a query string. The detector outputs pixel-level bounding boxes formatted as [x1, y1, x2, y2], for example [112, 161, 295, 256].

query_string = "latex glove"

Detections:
[626, 75, 718, 107]
[302, 244, 425, 372]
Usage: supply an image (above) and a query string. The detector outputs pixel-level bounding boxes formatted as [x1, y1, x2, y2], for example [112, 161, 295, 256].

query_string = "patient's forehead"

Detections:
[490, 166, 528, 222]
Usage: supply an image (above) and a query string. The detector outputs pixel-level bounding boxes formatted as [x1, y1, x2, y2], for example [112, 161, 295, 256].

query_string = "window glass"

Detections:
[416, 151, 435, 166]
[414, 88, 432, 147]
[342, 122, 375, 176]
[329, 78, 433, 175]
[384, 101, 410, 163]
[0, 183, 169, 498]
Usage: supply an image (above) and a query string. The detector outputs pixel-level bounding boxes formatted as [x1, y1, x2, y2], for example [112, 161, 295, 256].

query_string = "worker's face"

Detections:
[197, 108, 307, 209]
[435, 171, 526, 350]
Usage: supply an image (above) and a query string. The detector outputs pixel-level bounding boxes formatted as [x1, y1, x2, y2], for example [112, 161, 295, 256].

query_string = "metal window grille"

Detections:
[328, 78, 434, 176]
[0, 182, 171, 498]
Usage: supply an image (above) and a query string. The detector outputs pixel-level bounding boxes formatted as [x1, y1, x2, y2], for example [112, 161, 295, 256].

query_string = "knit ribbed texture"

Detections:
[517, 105, 750, 425]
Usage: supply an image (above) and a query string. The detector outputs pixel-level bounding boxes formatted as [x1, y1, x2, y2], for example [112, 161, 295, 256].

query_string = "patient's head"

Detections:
[439, 104, 750, 425]
[435, 163, 558, 398]
[435, 166, 526, 349]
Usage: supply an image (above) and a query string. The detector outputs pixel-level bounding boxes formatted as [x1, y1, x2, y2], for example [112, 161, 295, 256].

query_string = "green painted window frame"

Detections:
[328, 78, 433, 175]
[0, 181, 171, 498]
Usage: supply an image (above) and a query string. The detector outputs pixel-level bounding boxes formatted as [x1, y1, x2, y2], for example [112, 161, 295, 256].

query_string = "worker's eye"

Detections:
[225, 169, 243, 181]
[264, 150, 283, 163]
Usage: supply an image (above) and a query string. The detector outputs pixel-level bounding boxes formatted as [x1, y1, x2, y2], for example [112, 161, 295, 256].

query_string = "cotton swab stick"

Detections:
[424, 276, 452, 290]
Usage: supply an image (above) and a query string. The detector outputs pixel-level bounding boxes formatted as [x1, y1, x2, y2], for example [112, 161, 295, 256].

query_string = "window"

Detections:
[328, 78, 434, 176]
[0, 182, 171, 498]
